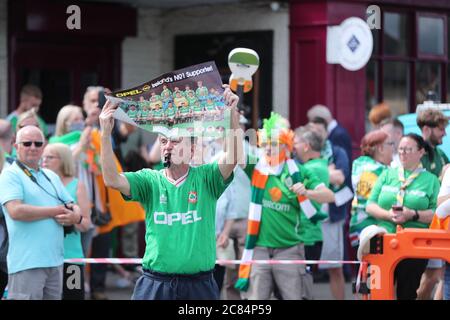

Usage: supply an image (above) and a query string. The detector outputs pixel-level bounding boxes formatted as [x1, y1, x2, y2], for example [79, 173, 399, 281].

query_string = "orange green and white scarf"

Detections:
[396, 164, 424, 206]
[235, 157, 322, 291]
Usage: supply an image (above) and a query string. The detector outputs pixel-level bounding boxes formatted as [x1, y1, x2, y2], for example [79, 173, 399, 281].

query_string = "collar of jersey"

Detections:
[164, 168, 190, 187]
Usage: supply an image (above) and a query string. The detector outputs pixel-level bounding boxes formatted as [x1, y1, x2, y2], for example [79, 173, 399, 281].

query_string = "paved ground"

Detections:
[92, 270, 356, 300]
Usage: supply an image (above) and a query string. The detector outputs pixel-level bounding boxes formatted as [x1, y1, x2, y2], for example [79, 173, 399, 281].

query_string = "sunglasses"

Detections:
[19, 141, 44, 148]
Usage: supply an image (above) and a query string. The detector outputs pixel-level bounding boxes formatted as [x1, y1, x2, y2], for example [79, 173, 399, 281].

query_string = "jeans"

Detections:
[132, 269, 219, 300]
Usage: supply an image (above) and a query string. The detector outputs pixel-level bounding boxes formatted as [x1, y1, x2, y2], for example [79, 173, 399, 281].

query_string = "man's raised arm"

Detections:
[218, 86, 242, 180]
[99, 100, 131, 196]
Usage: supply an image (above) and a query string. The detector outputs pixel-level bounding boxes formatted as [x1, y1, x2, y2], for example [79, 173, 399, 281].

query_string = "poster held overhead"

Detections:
[106, 61, 230, 138]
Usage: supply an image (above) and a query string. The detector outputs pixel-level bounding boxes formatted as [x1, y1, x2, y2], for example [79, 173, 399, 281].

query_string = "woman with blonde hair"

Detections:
[42, 143, 91, 300]
[51, 105, 92, 161]
[16, 108, 41, 132]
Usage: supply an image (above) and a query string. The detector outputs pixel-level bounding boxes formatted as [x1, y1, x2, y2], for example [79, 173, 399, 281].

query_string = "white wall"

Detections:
[0, 0, 7, 117]
[122, 2, 290, 118]
[121, 8, 164, 88]
[161, 2, 290, 117]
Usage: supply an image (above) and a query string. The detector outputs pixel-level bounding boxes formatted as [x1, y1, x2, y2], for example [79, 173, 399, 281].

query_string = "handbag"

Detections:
[91, 174, 112, 227]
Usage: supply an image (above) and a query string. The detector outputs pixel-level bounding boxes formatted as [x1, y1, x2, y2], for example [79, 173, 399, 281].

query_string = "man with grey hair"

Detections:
[294, 125, 330, 299]
[0, 125, 82, 300]
[307, 104, 352, 162]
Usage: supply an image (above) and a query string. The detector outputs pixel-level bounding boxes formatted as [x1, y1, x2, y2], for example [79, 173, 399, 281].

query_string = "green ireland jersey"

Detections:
[123, 162, 233, 274]
[244, 156, 322, 248]
[300, 158, 329, 245]
[179, 106, 191, 115]
[205, 101, 216, 110]
[421, 146, 449, 177]
[193, 104, 203, 113]
[196, 87, 208, 98]
[161, 88, 172, 99]
[174, 97, 188, 107]
[350, 156, 386, 234]
[140, 109, 149, 118]
[153, 109, 163, 118]
[165, 107, 176, 119]
[172, 90, 185, 98]
[185, 89, 195, 97]
[367, 167, 440, 233]
[187, 96, 198, 106]
[127, 110, 137, 119]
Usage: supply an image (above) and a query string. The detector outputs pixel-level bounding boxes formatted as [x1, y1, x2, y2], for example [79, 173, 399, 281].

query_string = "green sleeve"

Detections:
[199, 161, 234, 199]
[9, 116, 17, 132]
[367, 169, 388, 205]
[123, 169, 155, 203]
[37, 116, 48, 138]
[440, 148, 450, 164]
[428, 175, 440, 211]
[243, 154, 258, 179]
[303, 165, 321, 190]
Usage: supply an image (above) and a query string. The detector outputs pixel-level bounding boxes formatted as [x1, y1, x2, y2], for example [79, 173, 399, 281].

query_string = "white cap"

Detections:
[239, 115, 248, 124]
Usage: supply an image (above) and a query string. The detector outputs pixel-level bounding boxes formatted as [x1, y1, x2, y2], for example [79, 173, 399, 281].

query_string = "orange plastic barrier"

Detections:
[360, 226, 450, 300]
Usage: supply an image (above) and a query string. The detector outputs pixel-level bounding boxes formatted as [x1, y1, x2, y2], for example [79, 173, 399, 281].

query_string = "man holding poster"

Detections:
[99, 84, 241, 300]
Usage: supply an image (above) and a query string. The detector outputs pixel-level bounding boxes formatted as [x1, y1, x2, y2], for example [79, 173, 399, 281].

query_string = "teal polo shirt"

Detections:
[0, 162, 73, 274]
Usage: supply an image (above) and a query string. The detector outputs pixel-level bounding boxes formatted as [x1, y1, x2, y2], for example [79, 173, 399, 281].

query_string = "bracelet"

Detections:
[77, 214, 83, 224]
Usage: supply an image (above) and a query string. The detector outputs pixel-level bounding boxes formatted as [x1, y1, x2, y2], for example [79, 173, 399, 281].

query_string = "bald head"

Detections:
[307, 104, 333, 123]
[16, 125, 45, 144]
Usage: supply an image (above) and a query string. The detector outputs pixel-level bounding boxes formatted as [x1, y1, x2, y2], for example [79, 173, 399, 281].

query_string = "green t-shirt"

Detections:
[179, 106, 191, 115]
[350, 156, 386, 233]
[192, 104, 203, 113]
[187, 96, 198, 106]
[421, 146, 449, 177]
[367, 167, 440, 233]
[165, 107, 176, 119]
[153, 109, 163, 118]
[123, 162, 233, 274]
[244, 156, 322, 248]
[127, 110, 137, 119]
[196, 87, 208, 98]
[300, 158, 330, 245]
[140, 110, 149, 118]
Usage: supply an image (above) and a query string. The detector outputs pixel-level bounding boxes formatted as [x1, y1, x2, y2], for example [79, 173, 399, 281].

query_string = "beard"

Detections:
[429, 133, 442, 147]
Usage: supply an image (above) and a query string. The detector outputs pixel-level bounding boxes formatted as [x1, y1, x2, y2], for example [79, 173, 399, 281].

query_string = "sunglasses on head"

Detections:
[19, 141, 44, 147]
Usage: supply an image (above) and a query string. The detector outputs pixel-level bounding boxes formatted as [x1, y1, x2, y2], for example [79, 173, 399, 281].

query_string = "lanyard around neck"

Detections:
[15, 160, 69, 206]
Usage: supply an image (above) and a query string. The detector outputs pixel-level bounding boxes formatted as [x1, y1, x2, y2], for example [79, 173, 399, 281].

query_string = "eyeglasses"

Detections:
[18, 141, 44, 148]
[42, 155, 60, 161]
[260, 141, 280, 148]
[398, 147, 417, 154]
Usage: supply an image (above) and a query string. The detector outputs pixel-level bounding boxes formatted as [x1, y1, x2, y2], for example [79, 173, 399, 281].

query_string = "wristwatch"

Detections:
[412, 210, 420, 221]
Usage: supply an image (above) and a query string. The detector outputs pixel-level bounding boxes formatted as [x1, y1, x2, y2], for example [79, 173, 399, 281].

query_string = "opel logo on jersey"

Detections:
[154, 211, 202, 225]
[188, 191, 198, 204]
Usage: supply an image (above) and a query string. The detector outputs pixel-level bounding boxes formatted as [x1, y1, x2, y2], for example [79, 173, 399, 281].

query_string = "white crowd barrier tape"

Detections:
[65, 258, 364, 265]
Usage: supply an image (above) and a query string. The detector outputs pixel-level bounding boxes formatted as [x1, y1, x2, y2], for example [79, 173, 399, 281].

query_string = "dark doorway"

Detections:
[175, 31, 273, 129]
[8, 0, 137, 133]
[11, 39, 120, 127]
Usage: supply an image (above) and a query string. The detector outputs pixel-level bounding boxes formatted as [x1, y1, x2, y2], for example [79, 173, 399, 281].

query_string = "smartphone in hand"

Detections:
[98, 90, 107, 109]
